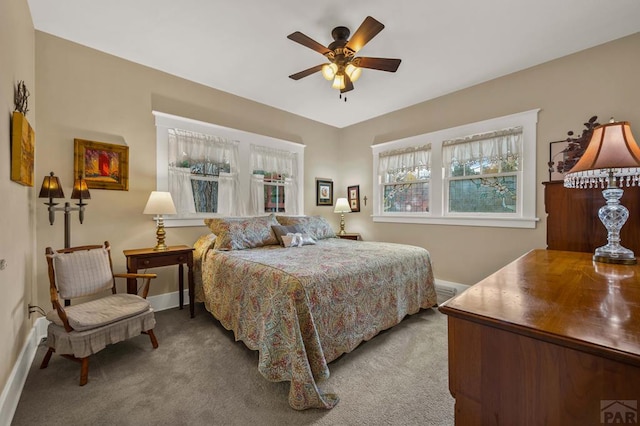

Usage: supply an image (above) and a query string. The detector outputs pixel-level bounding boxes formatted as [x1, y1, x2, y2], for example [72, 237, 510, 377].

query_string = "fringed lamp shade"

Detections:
[564, 121, 640, 189]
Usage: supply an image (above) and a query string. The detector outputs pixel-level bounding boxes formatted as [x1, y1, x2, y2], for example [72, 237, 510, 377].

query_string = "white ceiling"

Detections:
[27, 0, 640, 128]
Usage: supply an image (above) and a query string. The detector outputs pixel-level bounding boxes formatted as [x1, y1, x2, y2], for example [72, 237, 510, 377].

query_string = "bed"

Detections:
[193, 214, 437, 410]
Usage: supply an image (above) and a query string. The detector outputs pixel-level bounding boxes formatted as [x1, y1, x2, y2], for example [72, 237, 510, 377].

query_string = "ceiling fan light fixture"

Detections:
[345, 63, 362, 82]
[322, 63, 338, 80]
[332, 73, 346, 90]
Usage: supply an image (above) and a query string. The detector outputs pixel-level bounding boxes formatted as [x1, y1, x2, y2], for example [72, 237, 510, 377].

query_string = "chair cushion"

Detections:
[46, 294, 152, 332]
[50, 247, 113, 299]
[45, 309, 156, 359]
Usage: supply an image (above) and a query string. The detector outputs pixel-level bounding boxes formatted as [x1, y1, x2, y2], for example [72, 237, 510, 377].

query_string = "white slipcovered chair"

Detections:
[40, 241, 158, 385]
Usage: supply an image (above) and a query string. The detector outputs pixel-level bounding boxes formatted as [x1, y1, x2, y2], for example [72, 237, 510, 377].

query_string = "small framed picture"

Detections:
[548, 140, 570, 182]
[316, 178, 333, 206]
[74, 138, 129, 191]
[348, 185, 360, 212]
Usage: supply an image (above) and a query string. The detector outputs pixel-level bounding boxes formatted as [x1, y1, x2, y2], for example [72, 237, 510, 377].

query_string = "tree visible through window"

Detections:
[443, 126, 522, 214]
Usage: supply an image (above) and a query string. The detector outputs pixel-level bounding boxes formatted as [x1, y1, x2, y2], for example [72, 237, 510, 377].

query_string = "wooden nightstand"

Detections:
[123, 245, 195, 318]
[337, 233, 361, 240]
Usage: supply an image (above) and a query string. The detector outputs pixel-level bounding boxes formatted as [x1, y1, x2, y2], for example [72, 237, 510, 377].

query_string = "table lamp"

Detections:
[564, 120, 640, 264]
[334, 197, 352, 235]
[143, 191, 177, 250]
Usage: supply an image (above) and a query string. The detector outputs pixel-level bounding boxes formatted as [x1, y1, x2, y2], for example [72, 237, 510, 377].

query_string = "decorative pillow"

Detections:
[271, 225, 303, 246]
[204, 215, 279, 250]
[285, 232, 316, 248]
[275, 215, 336, 240]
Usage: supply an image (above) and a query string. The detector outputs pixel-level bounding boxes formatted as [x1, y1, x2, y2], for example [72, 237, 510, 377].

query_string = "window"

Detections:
[167, 129, 239, 216]
[443, 127, 521, 214]
[153, 111, 305, 227]
[249, 144, 298, 215]
[371, 109, 539, 228]
[379, 145, 431, 213]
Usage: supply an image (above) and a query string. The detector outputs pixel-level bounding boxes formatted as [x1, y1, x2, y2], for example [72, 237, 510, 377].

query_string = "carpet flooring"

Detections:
[11, 303, 454, 425]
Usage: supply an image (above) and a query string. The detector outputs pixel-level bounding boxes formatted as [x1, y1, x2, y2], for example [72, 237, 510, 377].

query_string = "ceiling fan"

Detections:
[287, 16, 401, 97]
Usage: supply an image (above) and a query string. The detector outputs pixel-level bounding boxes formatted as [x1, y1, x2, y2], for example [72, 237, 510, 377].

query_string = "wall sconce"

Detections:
[143, 191, 177, 251]
[334, 197, 352, 235]
[564, 120, 640, 264]
[39, 171, 90, 248]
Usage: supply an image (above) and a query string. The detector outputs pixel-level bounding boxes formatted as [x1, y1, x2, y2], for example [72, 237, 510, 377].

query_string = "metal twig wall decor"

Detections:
[14, 80, 30, 115]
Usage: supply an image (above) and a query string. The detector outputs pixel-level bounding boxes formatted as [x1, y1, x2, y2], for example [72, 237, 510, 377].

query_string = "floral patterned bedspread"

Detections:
[193, 236, 437, 410]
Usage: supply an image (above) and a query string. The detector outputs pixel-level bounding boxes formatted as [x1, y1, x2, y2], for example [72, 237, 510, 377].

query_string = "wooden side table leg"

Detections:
[188, 258, 194, 318]
[178, 264, 184, 310]
[126, 260, 138, 294]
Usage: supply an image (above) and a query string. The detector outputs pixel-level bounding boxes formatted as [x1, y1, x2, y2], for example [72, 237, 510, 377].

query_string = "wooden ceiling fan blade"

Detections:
[356, 57, 401, 72]
[287, 31, 331, 56]
[289, 64, 325, 80]
[345, 16, 384, 53]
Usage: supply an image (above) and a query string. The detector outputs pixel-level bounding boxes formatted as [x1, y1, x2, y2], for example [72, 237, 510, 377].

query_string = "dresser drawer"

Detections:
[132, 252, 190, 269]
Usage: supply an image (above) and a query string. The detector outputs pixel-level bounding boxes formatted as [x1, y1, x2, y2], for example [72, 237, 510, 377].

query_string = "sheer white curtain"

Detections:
[168, 129, 241, 215]
[378, 144, 431, 183]
[442, 127, 522, 176]
[249, 145, 299, 215]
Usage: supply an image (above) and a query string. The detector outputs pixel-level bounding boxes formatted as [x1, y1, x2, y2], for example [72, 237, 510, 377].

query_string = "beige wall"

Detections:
[34, 32, 341, 307]
[0, 0, 36, 395]
[3, 6, 639, 399]
[340, 32, 640, 285]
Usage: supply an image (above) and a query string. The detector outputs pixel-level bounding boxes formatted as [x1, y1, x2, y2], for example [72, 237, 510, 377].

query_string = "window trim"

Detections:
[371, 109, 540, 228]
[153, 111, 305, 227]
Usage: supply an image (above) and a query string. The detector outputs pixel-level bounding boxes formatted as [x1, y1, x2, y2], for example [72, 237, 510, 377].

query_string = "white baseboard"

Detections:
[0, 289, 187, 426]
[435, 278, 470, 295]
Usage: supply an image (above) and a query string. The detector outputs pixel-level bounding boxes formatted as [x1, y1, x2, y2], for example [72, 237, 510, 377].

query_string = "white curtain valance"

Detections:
[443, 127, 523, 172]
[378, 145, 431, 184]
[168, 129, 239, 174]
[250, 144, 297, 177]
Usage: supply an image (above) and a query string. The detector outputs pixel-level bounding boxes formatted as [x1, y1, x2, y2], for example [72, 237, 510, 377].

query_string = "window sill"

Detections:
[372, 214, 539, 229]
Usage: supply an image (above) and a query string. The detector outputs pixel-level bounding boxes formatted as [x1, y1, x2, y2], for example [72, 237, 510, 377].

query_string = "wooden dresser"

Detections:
[439, 250, 640, 425]
[543, 181, 640, 253]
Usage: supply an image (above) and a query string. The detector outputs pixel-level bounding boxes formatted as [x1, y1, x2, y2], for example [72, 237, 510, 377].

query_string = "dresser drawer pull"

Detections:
[177, 256, 185, 262]
[142, 260, 150, 266]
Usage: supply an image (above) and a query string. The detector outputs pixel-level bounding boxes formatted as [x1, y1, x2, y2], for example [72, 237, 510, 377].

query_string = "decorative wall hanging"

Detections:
[548, 115, 600, 181]
[348, 185, 360, 212]
[316, 178, 333, 206]
[11, 81, 34, 186]
[74, 138, 129, 190]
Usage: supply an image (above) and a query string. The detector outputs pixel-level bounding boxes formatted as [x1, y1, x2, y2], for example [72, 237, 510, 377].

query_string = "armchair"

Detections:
[40, 241, 158, 385]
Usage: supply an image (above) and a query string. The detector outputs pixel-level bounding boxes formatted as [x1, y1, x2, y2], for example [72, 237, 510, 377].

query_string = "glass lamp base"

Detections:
[593, 248, 637, 265]
[594, 187, 637, 264]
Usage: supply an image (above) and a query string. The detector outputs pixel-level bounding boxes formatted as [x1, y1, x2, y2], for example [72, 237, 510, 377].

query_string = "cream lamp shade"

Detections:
[334, 197, 351, 235]
[143, 191, 176, 250]
[334, 198, 351, 213]
[143, 191, 177, 215]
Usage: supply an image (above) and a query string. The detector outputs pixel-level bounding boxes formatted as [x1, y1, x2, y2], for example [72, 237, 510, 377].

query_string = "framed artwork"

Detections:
[548, 140, 571, 182]
[10, 111, 35, 187]
[348, 185, 360, 212]
[316, 178, 333, 206]
[74, 138, 129, 191]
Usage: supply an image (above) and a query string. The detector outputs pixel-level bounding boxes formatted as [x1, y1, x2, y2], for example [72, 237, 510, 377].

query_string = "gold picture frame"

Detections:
[10, 111, 35, 187]
[74, 138, 129, 191]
